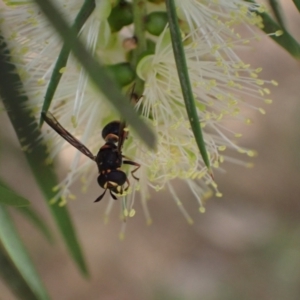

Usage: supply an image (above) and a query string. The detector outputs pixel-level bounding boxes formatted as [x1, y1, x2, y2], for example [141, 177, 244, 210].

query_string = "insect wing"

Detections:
[42, 111, 95, 161]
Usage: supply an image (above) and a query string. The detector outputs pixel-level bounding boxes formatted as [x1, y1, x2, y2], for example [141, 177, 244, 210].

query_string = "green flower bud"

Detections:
[126, 38, 156, 62]
[107, 62, 135, 87]
[145, 12, 168, 36]
[108, 1, 133, 32]
[146, 39, 156, 54]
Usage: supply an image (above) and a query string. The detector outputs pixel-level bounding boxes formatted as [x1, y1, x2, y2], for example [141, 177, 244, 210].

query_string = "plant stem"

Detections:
[132, 0, 147, 95]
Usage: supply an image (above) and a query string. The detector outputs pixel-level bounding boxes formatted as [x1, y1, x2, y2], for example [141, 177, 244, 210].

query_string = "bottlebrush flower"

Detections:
[1, 0, 277, 229]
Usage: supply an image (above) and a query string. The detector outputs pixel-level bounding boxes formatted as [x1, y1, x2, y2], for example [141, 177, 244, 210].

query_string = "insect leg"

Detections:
[122, 158, 141, 181]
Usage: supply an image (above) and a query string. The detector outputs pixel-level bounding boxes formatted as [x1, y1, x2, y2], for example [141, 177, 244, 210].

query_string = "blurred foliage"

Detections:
[0, 204, 50, 300]
[0, 182, 30, 207]
[0, 26, 88, 285]
[0, 247, 40, 300]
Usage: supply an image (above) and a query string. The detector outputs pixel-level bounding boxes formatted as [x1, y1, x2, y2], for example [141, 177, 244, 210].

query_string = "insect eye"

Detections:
[102, 121, 120, 140]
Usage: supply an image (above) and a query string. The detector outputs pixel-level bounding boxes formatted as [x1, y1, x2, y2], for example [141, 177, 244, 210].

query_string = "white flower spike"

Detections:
[1, 0, 276, 229]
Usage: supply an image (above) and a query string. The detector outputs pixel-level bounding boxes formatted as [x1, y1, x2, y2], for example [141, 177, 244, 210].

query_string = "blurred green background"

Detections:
[1, 2, 300, 300]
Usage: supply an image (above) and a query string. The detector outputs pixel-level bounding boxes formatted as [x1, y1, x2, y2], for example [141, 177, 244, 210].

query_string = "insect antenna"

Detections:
[94, 189, 107, 202]
[110, 190, 117, 200]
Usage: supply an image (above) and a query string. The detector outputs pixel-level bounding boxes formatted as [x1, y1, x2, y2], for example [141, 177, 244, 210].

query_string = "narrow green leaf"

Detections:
[40, 0, 95, 127]
[259, 11, 300, 58]
[268, 0, 286, 29]
[0, 205, 50, 300]
[0, 246, 39, 300]
[293, 0, 300, 12]
[0, 179, 53, 243]
[165, 0, 212, 174]
[0, 184, 30, 207]
[247, 0, 300, 58]
[33, 0, 156, 149]
[17, 207, 54, 244]
[0, 33, 88, 275]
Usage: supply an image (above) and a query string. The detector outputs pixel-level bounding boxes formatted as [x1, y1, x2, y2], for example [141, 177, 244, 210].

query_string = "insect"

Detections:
[41, 111, 140, 202]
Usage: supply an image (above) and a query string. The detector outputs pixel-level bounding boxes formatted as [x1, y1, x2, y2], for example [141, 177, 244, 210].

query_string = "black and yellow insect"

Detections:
[42, 111, 140, 202]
